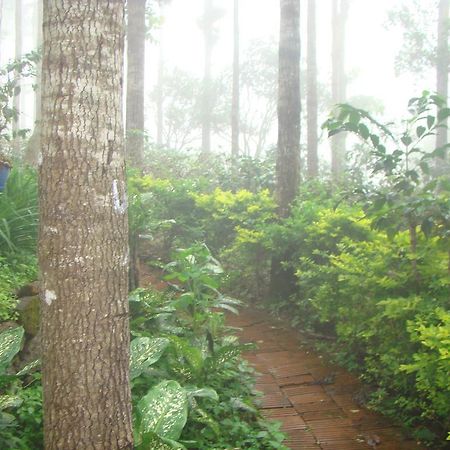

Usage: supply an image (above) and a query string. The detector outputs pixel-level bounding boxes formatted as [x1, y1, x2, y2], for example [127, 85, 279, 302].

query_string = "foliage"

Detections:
[386, 0, 437, 76]
[0, 168, 38, 256]
[130, 245, 287, 449]
[0, 52, 39, 149]
[0, 255, 37, 322]
[0, 326, 42, 450]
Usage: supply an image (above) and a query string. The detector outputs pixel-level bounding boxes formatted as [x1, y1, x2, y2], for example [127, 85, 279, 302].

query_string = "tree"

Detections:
[269, 0, 300, 301]
[331, 0, 350, 180]
[276, 0, 301, 216]
[307, 0, 318, 178]
[231, 0, 240, 157]
[13, 0, 22, 135]
[156, 14, 165, 147]
[126, 0, 146, 167]
[387, 0, 449, 152]
[202, 0, 214, 155]
[199, 0, 223, 155]
[39, 1, 133, 448]
[436, 0, 449, 149]
[24, 0, 43, 166]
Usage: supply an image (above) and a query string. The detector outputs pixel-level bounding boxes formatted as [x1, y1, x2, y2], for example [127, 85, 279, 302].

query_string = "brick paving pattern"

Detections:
[227, 308, 423, 450]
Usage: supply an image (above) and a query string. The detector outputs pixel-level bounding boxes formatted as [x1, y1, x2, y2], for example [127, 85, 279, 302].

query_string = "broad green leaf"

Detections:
[349, 111, 361, 125]
[416, 126, 426, 138]
[0, 395, 22, 410]
[370, 134, 380, 147]
[0, 327, 24, 373]
[358, 123, 370, 140]
[138, 380, 188, 441]
[427, 115, 435, 129]
[438, 107, 450, 122]
[130, 337, 169, 380]
[185, 386, 219, 401]
[401, 135, 412, 146]
[138, 431, 186, 450]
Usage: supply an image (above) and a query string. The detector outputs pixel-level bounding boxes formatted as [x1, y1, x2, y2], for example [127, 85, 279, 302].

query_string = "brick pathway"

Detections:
[227, 308, 423, 450]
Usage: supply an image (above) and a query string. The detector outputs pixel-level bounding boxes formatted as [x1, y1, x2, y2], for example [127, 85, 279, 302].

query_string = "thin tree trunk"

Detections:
[202, 0, 213, 155]
[39, 1, 133, 448]
[13, 0, 22, 134]
[231, 0, 240, 158]
[156, 25, 164, 147]
[126, 0, 146, 168]
[24, 0, 43, 166]
[331, 0, 349, 181]
[276, 0, 301, 217]
[35, 0, 43, 125]
[436, 0, 449, 150]
[0, 0, 3, 64]
[307, 0, 318, 178]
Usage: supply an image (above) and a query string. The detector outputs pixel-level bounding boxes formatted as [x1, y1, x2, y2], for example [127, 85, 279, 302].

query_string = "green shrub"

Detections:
[0, 256, 37, 321]
[0, 168, 38, 257]
[130, 246, 287, 449]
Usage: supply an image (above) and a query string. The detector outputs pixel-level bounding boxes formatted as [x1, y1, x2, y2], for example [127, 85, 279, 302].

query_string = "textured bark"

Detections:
[436, 0, 449, 150]
[269, 0, 301, 301]
[13, 0, 22, 133]
[276, 0, 301, 217]
[126, 0, 146, 167]
[202, 0, 213, 155]
[307, 0, 318, 178]
[231, 0, 240, 158]
[39, 1, 133, 449]
[331, 0, 349, 181]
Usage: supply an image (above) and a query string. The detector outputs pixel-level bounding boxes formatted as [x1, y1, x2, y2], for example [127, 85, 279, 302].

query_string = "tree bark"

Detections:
[269, 0, 301, 302]
[436, 0, 449, 150]
[13, 0, 22, 134]
[331, 0, 349, 181]
[307, 0, 318, 178]
[202, 0, 213, 155]
[276, 0, 301, 217]
[39, 1, 133, 449]
[126, 0, 146, 168]
[231, 0, 240, 158]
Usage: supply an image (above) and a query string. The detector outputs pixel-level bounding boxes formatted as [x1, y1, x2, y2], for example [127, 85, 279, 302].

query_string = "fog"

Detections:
[0, 0, 438, 159]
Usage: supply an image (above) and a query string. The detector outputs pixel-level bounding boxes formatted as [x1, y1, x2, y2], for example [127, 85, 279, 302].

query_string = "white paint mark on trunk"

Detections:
[44, 290, 57, 306]
[112, 179, 127, 214]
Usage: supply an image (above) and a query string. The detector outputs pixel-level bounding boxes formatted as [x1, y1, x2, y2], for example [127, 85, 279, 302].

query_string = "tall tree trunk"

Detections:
[331, 0, 349, 181]
[202, 0, 213, 155]
[24, 0, 43, 166]
[13, 0, 22, 135]
[156, 25, 164, 147]
[231, 0, 240, 158]
[436, 0, 449, 150]
[276, 0, 301, 217]
[0, 0, 3, 63]
[39, 1, 133, 449]
[270, 0, 301, 302]
[35, 0, 43, 128]
[126, 0, 146, 168]
[307, 0, 318, 178]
